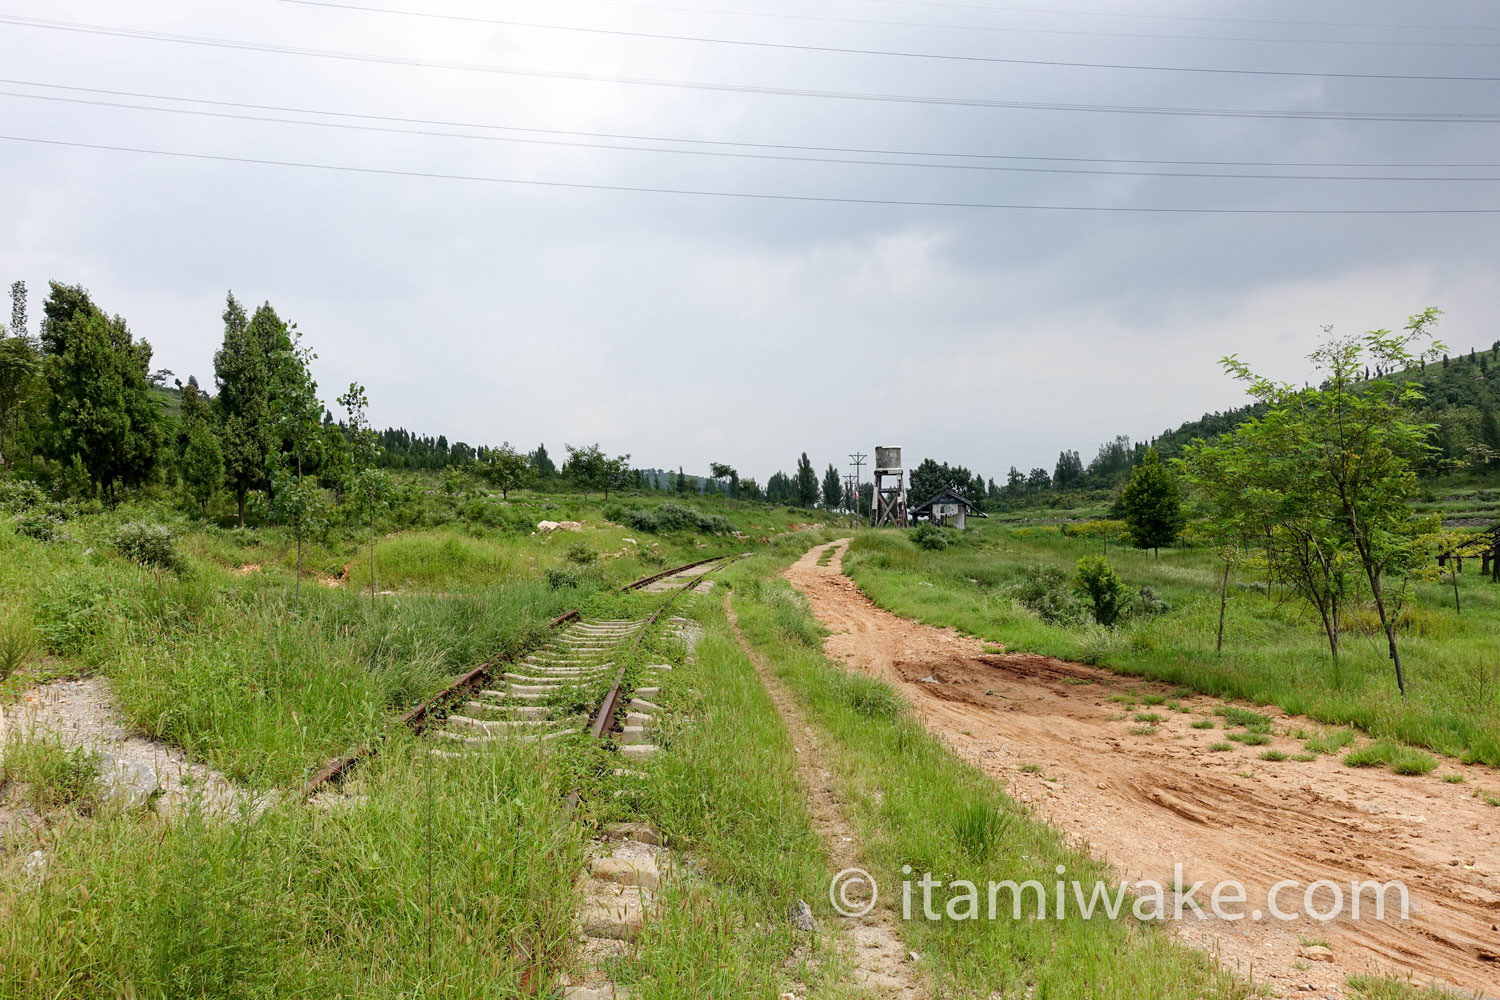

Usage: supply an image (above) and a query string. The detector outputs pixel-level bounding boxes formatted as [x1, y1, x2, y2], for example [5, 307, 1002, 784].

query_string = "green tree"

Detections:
[795, 452, 818, 508]
[213, 293, 273, 525]
[1119, 449, 1185, 557]
[530, 443, 556, 479]
[0, 326, 40, 469]
[178, 377, 223, 517]
[676, 465, 690, 495]
[181, 421, 224, 518]
[1053, 450, 1084, 489]
[821, 463, 843, 509]
[39, 283, 162, 499]
[709, 462, 737, 497]
[338, 383, 388, 604]
[477, 443, 532, 498]
[1073, 556, 1130, 627]
[563, 443, 628, 499]
[272, 331, 325, 609]
[1189, 312, 1442, 694]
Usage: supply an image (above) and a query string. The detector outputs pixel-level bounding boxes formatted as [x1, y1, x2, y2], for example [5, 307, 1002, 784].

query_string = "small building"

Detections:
[909, 488, 987, 531]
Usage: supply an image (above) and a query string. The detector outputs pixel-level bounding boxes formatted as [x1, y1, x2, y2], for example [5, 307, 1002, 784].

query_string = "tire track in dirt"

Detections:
[787, 539, 1500, 998]
[724, 593, 928, 999]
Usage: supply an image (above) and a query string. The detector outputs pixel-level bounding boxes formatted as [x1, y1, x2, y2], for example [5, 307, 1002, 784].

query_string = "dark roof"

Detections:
[909, 487, 989, 517]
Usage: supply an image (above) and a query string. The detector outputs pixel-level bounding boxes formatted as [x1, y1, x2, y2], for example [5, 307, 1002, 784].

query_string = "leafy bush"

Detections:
[622, 504, 728, 535]
[911, 523, 953, 550]
[112, 521, 178, 569]
[1, 479, 72, 542]
[1073, 556, 1131, 628]
[564, 542, 596, 565]
[1012, 565, 1088, 626]
[1135, 586, 1170, 615]
[546, 568, 579, 590]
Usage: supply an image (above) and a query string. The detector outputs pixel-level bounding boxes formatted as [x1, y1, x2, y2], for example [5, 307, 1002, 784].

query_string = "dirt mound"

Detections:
[787, 539, 1500, 998]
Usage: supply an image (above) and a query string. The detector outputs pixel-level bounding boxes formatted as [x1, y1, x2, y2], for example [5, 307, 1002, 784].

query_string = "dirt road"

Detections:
[787, 539, 1500, 998]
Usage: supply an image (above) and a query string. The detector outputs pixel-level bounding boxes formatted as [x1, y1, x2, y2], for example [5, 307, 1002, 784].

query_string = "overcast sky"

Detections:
[2, 0, 1497, 483]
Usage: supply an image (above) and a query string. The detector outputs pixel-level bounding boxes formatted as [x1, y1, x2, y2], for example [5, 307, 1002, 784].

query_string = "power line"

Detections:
[3, 16, 1498, 123]
[391, 0, 1500, 50]
[10, 78, 1496, 170]
[271, 0, 1500, 81]
[847, 0, 1500, 33]
[11, 87, 1500, 182]
[6, 133, 1498, 214]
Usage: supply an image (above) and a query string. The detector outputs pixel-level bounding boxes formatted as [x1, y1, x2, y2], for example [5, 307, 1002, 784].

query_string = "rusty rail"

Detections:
[299, 557, 734, 798]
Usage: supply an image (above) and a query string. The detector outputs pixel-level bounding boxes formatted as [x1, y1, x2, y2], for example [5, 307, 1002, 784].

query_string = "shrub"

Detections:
[1073, 557, 1131, 628]
[1013, 565, 1088, 626]
[1, 479, 71, 542]
[564, 542, 596, 565]
[546, 568, 579, 590]
[112, 521, 178, 570]
[911, 523, 953, 551]
[622, 504, 728, 535]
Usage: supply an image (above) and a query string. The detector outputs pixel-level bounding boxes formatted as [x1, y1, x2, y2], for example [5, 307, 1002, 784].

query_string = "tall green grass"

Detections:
[0, 735, 586, 997]
[843, 526, 1500, 766]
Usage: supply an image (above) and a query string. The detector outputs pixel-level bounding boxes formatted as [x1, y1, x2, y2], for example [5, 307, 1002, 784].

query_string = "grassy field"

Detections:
[0, 478, 834, 785]
[842, 523, 1500, 769]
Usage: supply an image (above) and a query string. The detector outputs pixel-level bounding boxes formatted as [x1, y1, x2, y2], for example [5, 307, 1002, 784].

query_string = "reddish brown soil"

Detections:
[787, 539, 1500, 998]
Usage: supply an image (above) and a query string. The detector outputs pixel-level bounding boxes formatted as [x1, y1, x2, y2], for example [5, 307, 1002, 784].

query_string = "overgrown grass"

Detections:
[613, 596, 860, 999]
[1, 735, 587, 997]
[0, 735, 101, 813]
[726, 558, 1252, 999]
[843, 526, 1500, 766]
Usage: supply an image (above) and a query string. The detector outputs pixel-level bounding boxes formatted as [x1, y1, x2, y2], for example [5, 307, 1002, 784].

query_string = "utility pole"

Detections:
[848, 452, 867, 529]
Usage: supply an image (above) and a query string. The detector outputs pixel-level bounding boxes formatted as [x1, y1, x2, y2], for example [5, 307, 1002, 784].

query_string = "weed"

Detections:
[1259, 750, 1288, 762]
[1343, 740, 1438, 774]
[0, 624, 36, 682]
[1215, 706, 1272, 730]
[1190, 718, 1216, 730]
[0, 735, 101, 813]
[1292, 753, 1318, 762]
[1226, 731, 1271, 746]
[1305, 728, 1357, 755]
[113, 521, 178, 570]
[1443, 773, 1466, 783]
[1210, 742, 1233, 752]
[1141, 694, 1166, 707]
[1133, 712, 1164, 723]
[1129, 724, 1158, 736]
[1018, 762, 1043, 774]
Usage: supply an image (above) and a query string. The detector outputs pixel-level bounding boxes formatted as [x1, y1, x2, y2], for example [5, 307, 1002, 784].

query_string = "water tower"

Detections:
[872, 445, 908, 527]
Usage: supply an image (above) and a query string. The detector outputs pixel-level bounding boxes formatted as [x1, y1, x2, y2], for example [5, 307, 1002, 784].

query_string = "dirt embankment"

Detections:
[787, 539, 1500, 998]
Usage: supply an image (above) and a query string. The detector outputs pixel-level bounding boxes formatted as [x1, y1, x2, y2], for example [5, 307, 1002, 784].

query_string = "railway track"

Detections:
[301, 553, 738, 797]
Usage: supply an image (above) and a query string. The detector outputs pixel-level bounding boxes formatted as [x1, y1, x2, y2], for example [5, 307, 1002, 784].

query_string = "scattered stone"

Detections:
[582, 906, 644, 942]
[789, 898, 816, 933]
[561, 987, 630, 1000]
[1299, 945, 1334, 963]
[21, 850, 46, 886]
[917, 676, 940, 685]
[907, 951, 921, 963]
[591, 855, 660, 891]
[619, 744, 657, 760]
[96, 751, 158, 809]
[604, 822, 662, 846]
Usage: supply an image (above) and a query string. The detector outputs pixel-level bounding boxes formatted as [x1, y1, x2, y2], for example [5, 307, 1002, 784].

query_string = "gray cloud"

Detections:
[2, 0, 1496, 482]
